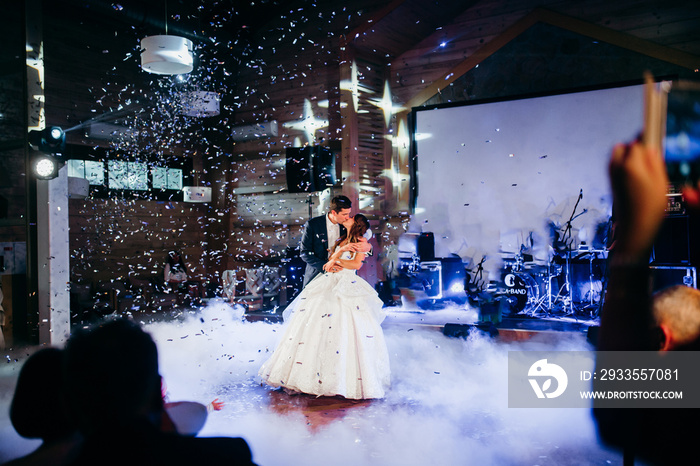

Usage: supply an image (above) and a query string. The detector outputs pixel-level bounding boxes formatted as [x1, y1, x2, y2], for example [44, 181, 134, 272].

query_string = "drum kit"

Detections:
[495, 189, 610, 319]
[498, 247, 607, 318]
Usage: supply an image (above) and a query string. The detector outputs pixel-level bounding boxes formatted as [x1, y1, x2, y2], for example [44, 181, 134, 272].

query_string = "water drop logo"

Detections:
[528, 358, 568, 399]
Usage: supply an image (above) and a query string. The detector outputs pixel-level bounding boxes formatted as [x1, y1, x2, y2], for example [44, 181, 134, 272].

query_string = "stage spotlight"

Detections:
[28, 126, 65, 153]
[33, 155, 60, 180]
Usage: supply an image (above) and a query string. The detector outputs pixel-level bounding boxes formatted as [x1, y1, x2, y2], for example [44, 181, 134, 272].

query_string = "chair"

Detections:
[244, 266, 281, 311]
[95, 281, 134, 315]
[222, 270, 236, 303]
[226, 266, 281, 311]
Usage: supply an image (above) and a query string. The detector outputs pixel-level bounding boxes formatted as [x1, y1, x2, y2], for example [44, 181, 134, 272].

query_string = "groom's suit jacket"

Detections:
[299, 214, 347, 288]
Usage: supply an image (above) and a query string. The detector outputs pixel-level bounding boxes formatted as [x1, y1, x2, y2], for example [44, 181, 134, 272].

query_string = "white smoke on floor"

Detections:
[0, 300, 628, 465]
[147, 300, 623, 465]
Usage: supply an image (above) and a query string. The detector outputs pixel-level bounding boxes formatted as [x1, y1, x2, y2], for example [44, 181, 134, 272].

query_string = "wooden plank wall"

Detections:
[69, 198, 209, 286]
[0, 149, 27, 243]
[354, 52, 392, 214]
[41, 2, 222, 291]
[217, 0, 400, 275]
[42, 2, 147, 141]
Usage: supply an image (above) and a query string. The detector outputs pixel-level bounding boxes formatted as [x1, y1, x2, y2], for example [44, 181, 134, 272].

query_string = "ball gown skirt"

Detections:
[259, 267, 390, 399]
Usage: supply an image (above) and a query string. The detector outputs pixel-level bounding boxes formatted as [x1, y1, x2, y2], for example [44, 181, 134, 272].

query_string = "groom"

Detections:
[299, 195, 371, 288]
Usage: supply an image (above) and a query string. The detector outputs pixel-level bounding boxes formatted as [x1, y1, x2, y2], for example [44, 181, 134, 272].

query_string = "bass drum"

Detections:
[501, 272, 540, 314]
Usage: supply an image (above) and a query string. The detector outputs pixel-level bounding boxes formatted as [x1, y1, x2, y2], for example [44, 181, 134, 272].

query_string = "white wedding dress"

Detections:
[259, 252, 390, 399]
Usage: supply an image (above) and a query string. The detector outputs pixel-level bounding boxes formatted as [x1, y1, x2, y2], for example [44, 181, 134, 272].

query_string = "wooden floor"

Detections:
[266, 390, 375, 431]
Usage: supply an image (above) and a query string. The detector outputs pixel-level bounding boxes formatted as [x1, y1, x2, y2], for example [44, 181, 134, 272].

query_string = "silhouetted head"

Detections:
[63, 318, 162, 434]
[11, 347, 77, 441]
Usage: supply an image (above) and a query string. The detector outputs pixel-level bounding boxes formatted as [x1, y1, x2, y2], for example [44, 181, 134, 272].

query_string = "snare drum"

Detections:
[502, 272, 540, 314]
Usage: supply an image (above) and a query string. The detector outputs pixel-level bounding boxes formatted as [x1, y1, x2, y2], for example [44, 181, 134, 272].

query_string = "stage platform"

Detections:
[244, 304, 598, 344]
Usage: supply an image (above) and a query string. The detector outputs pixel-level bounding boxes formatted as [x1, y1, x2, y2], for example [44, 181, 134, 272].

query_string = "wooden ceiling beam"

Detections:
[341, 0, 409, 47]
[402, 7, 700, 110]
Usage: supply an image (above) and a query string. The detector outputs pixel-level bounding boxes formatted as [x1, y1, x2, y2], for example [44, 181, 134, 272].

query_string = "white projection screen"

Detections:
[412, 84, 644, 272]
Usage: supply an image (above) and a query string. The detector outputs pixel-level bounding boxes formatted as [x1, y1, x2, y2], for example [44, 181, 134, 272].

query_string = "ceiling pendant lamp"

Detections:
[141, 35, 193, 75]
[140, 1, 193, 75]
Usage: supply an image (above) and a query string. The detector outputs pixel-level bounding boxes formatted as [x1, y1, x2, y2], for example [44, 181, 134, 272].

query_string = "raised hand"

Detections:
[608, 140, 668, 262]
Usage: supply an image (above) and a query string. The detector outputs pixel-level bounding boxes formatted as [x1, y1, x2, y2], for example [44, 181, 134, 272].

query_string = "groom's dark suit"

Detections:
[299, 214, 346, 288]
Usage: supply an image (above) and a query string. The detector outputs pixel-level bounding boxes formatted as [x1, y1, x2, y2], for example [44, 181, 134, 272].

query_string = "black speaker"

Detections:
[286, 146, 335, 193]
[417, 232, 435, 261]
[652, 215, 690, 264]
[650, 266, 697, 292]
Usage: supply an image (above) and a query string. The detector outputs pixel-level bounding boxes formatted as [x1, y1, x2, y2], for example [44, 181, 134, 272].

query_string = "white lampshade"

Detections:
[140, 35, 193, 75]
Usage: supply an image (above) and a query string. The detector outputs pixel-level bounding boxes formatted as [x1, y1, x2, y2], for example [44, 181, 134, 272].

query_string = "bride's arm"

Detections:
[332, 238, 370, 257]
[335, 252, 365, 270]
[328, 244, 346, 261]
[323, 246, 345, 272]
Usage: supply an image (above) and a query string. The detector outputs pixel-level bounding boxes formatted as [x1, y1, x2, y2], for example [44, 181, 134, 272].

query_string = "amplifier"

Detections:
[418, 261, 442, 298]
[650, 266, 697, 292]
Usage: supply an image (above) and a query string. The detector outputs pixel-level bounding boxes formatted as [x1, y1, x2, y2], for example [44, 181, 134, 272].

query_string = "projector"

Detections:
[181, 91, 220, 117]
[231, 121, 278, 141]
[182, 186, 212, 203]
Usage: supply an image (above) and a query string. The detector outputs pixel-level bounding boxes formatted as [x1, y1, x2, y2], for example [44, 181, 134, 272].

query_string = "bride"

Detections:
[258, 214, 390, 399]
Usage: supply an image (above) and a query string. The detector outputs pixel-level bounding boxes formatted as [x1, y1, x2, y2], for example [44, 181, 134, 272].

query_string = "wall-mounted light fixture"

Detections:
[181, 91, 220, 117]
[33, 155, 60, 180]
[28, 126, 65, 152]
[28, 126, 66, 179]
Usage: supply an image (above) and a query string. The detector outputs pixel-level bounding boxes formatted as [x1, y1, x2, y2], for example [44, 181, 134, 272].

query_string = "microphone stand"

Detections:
[473, 256, 486, 292]
[559, 190, 586, 316]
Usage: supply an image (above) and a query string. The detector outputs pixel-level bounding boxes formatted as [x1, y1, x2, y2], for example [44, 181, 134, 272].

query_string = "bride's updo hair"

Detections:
[332, 214, 370, 253]
[348, 214, 369, 241]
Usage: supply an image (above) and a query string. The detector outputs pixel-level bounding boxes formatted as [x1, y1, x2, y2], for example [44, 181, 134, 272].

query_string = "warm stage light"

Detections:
[28, 126, 65, 179]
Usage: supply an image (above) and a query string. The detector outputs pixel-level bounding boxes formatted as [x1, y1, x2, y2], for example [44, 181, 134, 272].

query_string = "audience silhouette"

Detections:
[594, 139, 700, 465]
[62, 318, 256, 465]
[7, 348, 82, 466]
[652, 284, 700, 350]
